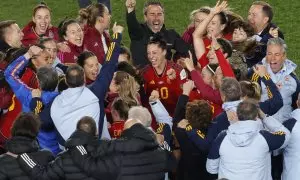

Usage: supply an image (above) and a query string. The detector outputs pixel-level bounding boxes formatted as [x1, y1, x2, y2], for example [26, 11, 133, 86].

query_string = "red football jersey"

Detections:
[22, 21, 59, 47]
[142, 61, 186, 116]
[83, 26, 111, 65]
[108, 121, 125, 139]
[57, 41, 84, 64]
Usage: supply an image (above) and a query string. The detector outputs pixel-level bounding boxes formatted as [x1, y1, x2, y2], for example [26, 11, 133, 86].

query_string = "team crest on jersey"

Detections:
[150, 80, 155, 85]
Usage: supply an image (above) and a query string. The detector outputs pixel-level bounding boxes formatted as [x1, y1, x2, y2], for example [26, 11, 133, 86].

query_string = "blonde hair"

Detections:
[114, 71, 140, 105]
[240, 81, 261, 100]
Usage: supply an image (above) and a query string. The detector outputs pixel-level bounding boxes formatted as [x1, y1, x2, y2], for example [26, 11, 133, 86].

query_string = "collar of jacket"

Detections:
[121, 123, 157, 143]
[0, 39, 11, 52]
[66, 41, 84, 54]
[259, 22, 277, 36]
[64, 130, 98, 148]
[4, 136, 39, 154]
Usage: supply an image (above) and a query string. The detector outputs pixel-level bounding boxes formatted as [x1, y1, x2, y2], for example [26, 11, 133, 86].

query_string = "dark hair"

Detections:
[252, 1, 273, 23]
[58, 19, 79, 41]
[220, 77, 241, 102]
[33, 2, 51, 17]
[112, 97, 138, 120]
[76, 116, 97, 136]
[77, 51, 96, 67]
[186, 100, 212, 132]
[237, 99, 259, 120]
[4, 48, 28, 65]
[0, 20, 16, 41]
[117, 61, 143, 85]
[66, 65, 85, 88]
[37, 66, 58, 91]
[148, 35, 167, 51]
[143, 0, 164, 15]
[240, 81, 261, 100]
[217, 38, 232, 58]
[231, 20, 255, 37]
[223, 10, 244, 34]
[79, 3, 107, 26]
[119, 46, 131, 61]
[11, 112, 41, 139]
[38, 37, 56, 46]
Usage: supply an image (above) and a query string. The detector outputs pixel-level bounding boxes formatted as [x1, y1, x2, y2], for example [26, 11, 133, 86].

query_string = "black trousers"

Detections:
[271, 154, 283, 180]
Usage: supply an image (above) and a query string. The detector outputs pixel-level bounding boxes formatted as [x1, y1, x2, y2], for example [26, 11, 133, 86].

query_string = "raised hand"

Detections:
[253, 64, 267, 77]
[31, 89, 42, 98]
[177, 119, 190, 129]
[28, 46, 43, 57]
[184, 51, 195, 72]
[167, 68, 176, 80]
[182, 80, 195, 96]
[112, 22, 124, 34]
[126, 0, 136, 13]
[149, 90, 160, 102]
[211, 0, 228, 15]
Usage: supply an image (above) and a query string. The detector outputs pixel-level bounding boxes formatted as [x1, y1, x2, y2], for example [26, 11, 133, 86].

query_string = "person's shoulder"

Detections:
[140, 64, 153, 75]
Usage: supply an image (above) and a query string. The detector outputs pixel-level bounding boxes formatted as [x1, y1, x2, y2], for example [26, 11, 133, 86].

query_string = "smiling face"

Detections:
[144, 5, 164, 33]
[43, 40, 57, 64]
[83, 56, 99, 81]
[147, 43, 166, 69]
[64, 23, 84, 47]
[33, 8, 51, 35]
[232, 28, 248, 42]
[207, 15, 225, 38]
[266, 44, 286, 73]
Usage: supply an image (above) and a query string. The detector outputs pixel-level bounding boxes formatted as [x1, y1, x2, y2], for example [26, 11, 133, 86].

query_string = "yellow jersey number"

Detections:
[160, 87, 169, 100]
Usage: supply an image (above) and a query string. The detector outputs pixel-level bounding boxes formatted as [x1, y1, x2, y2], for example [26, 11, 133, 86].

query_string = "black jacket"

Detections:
[17, 124, 165, 180]
[70, 123, 175, 180]
[126, 10, 189, 69]
[173, 95, 217, 180]
[0, 136, 53, 180]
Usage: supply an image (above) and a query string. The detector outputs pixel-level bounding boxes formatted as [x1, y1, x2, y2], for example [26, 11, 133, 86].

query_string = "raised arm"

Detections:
[184, 54, 223, 105]
[4, 46, 43, 109]
[126, 0, 144, 40]
[193, 1, 228, 61]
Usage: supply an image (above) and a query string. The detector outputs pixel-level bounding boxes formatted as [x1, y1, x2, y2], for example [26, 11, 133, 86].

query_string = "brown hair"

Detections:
[252, 1, 273, 23]
[240, 81, 261, 100]
[186, 100, 212, 131]
[143, 0, 164, 15]
[11, 112, 41, 139]
[114, 71, 140, 105]
[112, 97, 138, 120]
[76, 116, 97, 136]
[237, 99, 259, 120]
[33, 2, 51, 17]
[231, 20, 255, 37]
[78, 3, 107, 26]
[189, 7, 211, 21]
[220, 77, 242, 102]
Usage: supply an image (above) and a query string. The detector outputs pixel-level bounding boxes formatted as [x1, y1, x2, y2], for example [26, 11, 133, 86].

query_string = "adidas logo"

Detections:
[150, 80, 155, 85]
[94, 42, 99, 47]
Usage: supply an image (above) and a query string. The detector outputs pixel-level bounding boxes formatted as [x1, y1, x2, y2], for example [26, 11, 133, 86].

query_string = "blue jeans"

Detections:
[78, 0, 111, 13]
